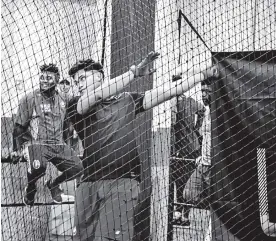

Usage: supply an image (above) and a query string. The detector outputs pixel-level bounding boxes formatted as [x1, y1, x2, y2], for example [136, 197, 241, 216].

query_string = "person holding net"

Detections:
[67, 52, 218, 241]
[11, 64, 83, 206]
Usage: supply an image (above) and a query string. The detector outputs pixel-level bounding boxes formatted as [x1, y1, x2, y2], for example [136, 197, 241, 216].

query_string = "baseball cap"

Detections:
[59, 79, 70, 85]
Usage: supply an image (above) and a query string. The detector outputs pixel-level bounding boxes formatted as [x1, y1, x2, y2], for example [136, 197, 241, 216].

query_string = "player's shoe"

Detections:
[46, 180, 63, 204]
[173, 211, 191, 227]
[23, 185, 37, 206]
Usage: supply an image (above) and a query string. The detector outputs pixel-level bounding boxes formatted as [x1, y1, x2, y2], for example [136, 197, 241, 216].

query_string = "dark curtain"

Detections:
[211, 51, 276, 241]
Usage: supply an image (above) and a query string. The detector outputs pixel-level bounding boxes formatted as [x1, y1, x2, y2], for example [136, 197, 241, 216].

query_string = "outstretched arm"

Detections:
[142, 66, 218, 110]
[77, 52, 159, 114]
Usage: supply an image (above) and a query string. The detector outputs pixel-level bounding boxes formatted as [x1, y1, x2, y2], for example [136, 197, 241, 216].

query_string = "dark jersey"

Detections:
[67, 92, 145, 182]
[15, 89, 67, 144]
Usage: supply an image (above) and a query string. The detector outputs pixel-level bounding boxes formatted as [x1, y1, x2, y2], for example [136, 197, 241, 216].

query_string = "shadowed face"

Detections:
[59, 81, 71, 93]
[201, 84, 212, 106]
[39, 71, 57, 92]
[73, 69, 103, 96]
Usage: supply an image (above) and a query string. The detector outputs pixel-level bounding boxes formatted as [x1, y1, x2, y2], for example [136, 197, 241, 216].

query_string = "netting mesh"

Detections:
[1, 0, 276, 241]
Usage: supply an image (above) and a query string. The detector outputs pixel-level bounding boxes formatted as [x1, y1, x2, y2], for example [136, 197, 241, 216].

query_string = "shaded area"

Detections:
[211, 51, 276, 241]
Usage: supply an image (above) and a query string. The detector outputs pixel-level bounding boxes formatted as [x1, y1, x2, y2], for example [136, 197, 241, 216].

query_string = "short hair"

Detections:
[68, 59, 104, 77]
[40, 63, 60, 81]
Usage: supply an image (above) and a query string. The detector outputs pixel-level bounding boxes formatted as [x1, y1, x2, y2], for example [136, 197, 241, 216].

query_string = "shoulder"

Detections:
[67, 96, 80, 109]
[19, 90, 36, 104]
[66, 96, 81, 120]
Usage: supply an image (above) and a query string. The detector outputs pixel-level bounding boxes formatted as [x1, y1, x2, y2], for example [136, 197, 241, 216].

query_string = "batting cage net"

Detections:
[1, 0, 275, 241]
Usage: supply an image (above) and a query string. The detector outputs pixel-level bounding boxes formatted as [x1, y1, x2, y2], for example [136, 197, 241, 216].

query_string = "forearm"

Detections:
[97, 70, 135, 100]
[77, 70, 135, 114]
[143, 72, 205, 110]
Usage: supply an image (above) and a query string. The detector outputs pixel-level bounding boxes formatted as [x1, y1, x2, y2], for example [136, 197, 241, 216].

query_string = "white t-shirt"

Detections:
[199, 106, 211, 166]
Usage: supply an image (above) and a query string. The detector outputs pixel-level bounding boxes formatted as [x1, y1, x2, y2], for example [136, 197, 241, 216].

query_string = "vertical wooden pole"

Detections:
[110, 1, 155, 240]
[151, 1, 179, 241]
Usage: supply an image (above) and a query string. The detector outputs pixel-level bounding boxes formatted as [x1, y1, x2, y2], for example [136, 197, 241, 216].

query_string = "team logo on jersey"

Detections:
[33, 159, 41, 169]
[40, 104, 51, 112]
[60, 101, 66, 108]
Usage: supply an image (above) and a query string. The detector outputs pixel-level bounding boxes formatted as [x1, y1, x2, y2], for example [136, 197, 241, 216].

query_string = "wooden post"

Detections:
[150, 1, 179, 241]
[110, 1, 155, 240]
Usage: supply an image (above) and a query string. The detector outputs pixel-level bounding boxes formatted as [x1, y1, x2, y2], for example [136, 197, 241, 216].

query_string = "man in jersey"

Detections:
[182, 80, 212, 226]
[11, 64, 83, 205]
[67, 53, 218, 241]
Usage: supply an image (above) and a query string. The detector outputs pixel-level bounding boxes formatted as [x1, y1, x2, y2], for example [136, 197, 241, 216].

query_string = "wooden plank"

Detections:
[151, 1, 179, 240]
[110, 1, 155, 240]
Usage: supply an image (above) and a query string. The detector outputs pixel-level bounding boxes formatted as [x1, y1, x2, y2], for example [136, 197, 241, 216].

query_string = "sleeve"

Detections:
[62, 115, 73, 143]
[67, 96, 81, 125]
[66, 97, 84, 139]
[12, 124, 28, 151]
[128, 92, 145, 115]
[15, 94, 33, 127]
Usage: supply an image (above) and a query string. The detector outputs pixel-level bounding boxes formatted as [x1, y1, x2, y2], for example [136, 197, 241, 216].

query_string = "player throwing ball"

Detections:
[67, 52, 218, 241]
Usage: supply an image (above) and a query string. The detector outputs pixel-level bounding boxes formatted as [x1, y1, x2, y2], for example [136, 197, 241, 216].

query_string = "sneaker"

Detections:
[173, 211, 183, 226]
[46, 180, 63, 203]
[23, 185, 37, 206]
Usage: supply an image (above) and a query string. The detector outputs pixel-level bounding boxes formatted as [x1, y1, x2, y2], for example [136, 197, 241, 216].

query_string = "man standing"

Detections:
[67, 53, 217, 241]
[182, 80, 212, 225]
[172, 94, 205, 225]
[11, 64, 83, 205]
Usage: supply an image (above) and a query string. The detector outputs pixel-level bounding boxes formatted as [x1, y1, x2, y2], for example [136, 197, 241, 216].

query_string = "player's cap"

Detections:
[68, 59, 104, 77]
[59, 79, 70, 85]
